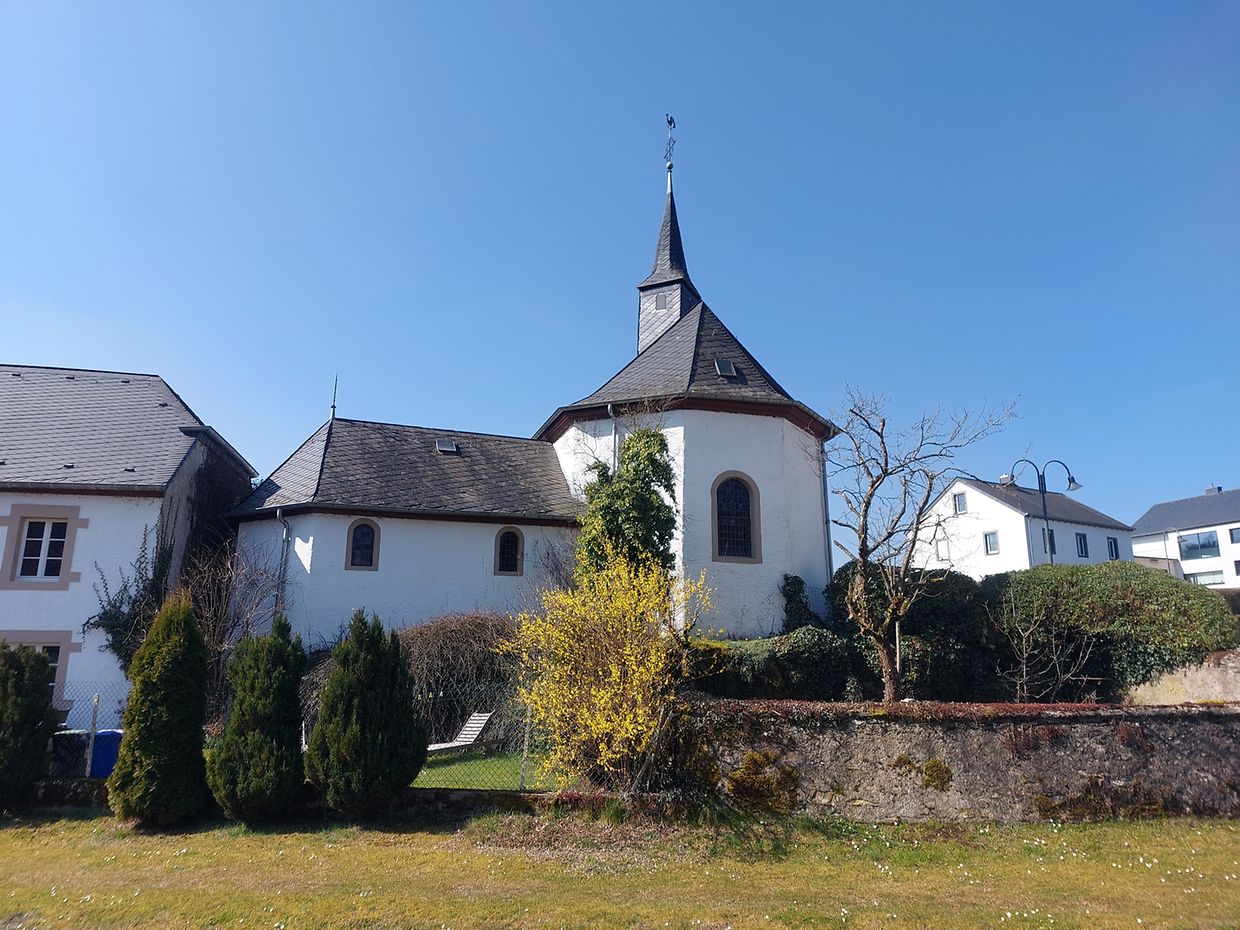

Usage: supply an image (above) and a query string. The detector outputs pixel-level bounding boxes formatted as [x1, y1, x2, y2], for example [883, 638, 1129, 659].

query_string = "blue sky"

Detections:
[2, 2, 1237, 524]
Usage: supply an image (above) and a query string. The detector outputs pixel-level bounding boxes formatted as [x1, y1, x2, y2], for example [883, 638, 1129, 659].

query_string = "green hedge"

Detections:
[697, 561, 1236, 704]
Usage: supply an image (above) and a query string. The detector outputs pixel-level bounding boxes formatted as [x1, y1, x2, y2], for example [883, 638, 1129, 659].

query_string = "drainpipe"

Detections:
[607, 403, 618, 473]
[274, 507, 291, 620]
[820, 440, 834, 584]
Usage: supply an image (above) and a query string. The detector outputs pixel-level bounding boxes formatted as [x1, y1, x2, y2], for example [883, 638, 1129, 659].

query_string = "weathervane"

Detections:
[664, 114, 676, 167]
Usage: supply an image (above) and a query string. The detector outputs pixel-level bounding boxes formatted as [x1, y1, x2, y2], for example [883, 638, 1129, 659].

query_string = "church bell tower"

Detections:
[636, 162, 701, 353]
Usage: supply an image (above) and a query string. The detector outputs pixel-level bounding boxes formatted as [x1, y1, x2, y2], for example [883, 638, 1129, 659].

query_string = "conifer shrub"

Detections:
[305, 610, 427, 818]
[108, 591, 210, 826]
[0, 643, 57, 806]
[207, 615, 306, 822]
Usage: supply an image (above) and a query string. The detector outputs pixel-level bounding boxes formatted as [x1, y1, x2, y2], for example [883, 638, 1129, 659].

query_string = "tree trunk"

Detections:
[872, 633, 902, 703]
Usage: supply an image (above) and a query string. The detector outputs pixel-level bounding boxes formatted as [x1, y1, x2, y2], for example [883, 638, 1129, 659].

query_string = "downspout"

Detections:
[820, 440, 834, 581]
[607, 403, 618, 473]
[274, 507, 291, 620]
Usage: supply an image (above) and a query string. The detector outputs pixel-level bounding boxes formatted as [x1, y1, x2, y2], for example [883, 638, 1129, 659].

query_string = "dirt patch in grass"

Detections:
[461, 810, 704, 872]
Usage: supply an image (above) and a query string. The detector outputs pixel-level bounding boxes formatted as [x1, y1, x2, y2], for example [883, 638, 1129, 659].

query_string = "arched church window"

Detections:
[712, 472, 761, 563]
[494, 527, 524, 576]
[346, 519, 380, 570]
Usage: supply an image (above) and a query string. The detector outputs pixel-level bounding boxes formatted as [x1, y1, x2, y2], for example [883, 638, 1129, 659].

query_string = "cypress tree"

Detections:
[305, 610, 426, 818]
[207, 615, 306, 822]
[107, 590, 209, 826]
[0, 643, 57, 806]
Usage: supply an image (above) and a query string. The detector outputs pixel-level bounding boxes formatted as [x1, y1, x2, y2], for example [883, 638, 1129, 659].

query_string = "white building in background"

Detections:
[912, 477, 1133, 581]
[0, 365, 255, 727]
[235, 163, 837, 641]
[1131, 486, 1240, 589]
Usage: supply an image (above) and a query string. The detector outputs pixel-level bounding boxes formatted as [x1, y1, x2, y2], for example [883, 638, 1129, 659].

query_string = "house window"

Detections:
[494, 527, 524, 576]
[712, 472, 761, 563]
[1230, 528, 1240, 545]
[18, 519, 68, 579]
[655, 293, 668, 311]
[1178, 531, 1219, 561]
[0, 504, 88, 591]
[345, 519, 380, 570]
[1042, 528, 1057, 555]
[0, 631, 80, 713]
[1186, 570, 1225, 586]
[984, 532, 999, 555]
[1076, 532, 1089, 559]
[952, 493, 968, 515]
[1107, 536, 1120, 561]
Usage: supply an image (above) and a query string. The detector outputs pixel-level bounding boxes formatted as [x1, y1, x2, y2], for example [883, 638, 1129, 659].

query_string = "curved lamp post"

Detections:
[1001, 459, 1082, 566]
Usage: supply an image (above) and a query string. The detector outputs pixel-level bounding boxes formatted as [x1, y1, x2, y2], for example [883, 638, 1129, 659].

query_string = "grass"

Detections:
[1, 811, 1238, 929]
[413, 750, 559, 791]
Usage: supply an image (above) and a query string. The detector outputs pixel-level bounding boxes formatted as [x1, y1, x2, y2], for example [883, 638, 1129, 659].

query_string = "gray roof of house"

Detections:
[959, 478, 1133, 532]
[1132, 488, 1240, 536]
[537, 302, 834, 438]
[234, 417, 581, 523]
[0, 363, 253, 492]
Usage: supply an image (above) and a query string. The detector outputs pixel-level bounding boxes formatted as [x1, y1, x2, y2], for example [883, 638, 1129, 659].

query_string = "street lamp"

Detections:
[1001, 459, 1082, 566]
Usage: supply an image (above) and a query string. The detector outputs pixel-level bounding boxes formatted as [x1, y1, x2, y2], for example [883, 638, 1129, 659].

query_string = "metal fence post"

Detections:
[517, 705, 532, 791]
[84, 693, 100, 778]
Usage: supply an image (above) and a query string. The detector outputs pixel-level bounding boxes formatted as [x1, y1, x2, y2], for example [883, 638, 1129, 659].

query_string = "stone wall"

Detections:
[1128, 650, 1240, 705]
[697, 699, 1240, 822]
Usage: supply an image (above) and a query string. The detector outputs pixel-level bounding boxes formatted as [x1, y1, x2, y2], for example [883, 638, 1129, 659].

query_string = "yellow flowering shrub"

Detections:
[507, 550, 711, 790]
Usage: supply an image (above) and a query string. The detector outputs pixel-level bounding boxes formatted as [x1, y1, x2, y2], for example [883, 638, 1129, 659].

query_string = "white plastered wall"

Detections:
[553, 408, 830, 639]
[235, 513, 578, 647]
[1133, 525, 1240, 589]
[0, 492, 161, 727]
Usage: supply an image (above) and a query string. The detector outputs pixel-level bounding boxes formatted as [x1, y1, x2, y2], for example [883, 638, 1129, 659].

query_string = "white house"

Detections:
[0, 365, 255, 727]
[235, 164, 837, 642]
[913, 477, 1133, 580]
[1131, 486, 1240, 589]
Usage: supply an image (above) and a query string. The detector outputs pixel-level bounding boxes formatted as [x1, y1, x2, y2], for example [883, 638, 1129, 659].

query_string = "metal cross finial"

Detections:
[330, 374, 338, 421]
[664, 114, 676, 167]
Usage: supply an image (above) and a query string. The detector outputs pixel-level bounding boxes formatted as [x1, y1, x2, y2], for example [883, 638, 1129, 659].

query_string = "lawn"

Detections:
[413, 750, 558, 791]
[1, 812, 1238, 929]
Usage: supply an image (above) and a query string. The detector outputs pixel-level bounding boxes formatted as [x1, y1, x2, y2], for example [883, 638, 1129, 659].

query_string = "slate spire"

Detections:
[636, 163, 701, 353]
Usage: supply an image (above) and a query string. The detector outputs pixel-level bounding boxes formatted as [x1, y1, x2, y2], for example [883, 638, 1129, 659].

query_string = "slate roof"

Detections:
[1132, 488, 1240, 536]
[958, 478, 1133, 532]
[0, 363, 253, 491]
[537, 303, 834, 439]
[638, 178, 697, 292]
[235, 417, 581, 523]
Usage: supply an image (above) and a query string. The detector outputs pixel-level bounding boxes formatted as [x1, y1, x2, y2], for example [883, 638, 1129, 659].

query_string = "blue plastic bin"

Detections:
[88, 730, 123, 779]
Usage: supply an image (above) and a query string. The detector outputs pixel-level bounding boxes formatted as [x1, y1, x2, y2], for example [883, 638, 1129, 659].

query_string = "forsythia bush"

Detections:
[108, 591, 209, 825]
[507, 550, 711, 789]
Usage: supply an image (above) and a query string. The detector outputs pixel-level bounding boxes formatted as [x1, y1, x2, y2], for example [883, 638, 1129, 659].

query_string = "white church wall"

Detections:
[236, 512, 576, 647]
[679, 410, 828, 639]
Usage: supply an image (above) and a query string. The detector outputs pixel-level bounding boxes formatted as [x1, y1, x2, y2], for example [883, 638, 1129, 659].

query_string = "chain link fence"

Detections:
[410, 679, 557, 792]
[50, 680, 131, 779]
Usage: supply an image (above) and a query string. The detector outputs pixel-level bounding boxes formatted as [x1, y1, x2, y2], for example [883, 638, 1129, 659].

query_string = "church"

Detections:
[233, 162, 837, 641]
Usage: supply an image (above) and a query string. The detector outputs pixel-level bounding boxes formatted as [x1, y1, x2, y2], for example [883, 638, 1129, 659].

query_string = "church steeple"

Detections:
[636, 162, 701, 353]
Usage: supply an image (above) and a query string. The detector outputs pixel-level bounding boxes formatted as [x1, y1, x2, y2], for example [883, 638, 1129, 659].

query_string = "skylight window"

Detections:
[714, 358, 737, 378]
[435, 438, 460, 454]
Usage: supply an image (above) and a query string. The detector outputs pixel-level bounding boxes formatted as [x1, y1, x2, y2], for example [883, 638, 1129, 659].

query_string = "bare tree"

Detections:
[989, 588, 1097, 703]
[828, 388, 1013, 702]
[183, 540, 281, 698]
